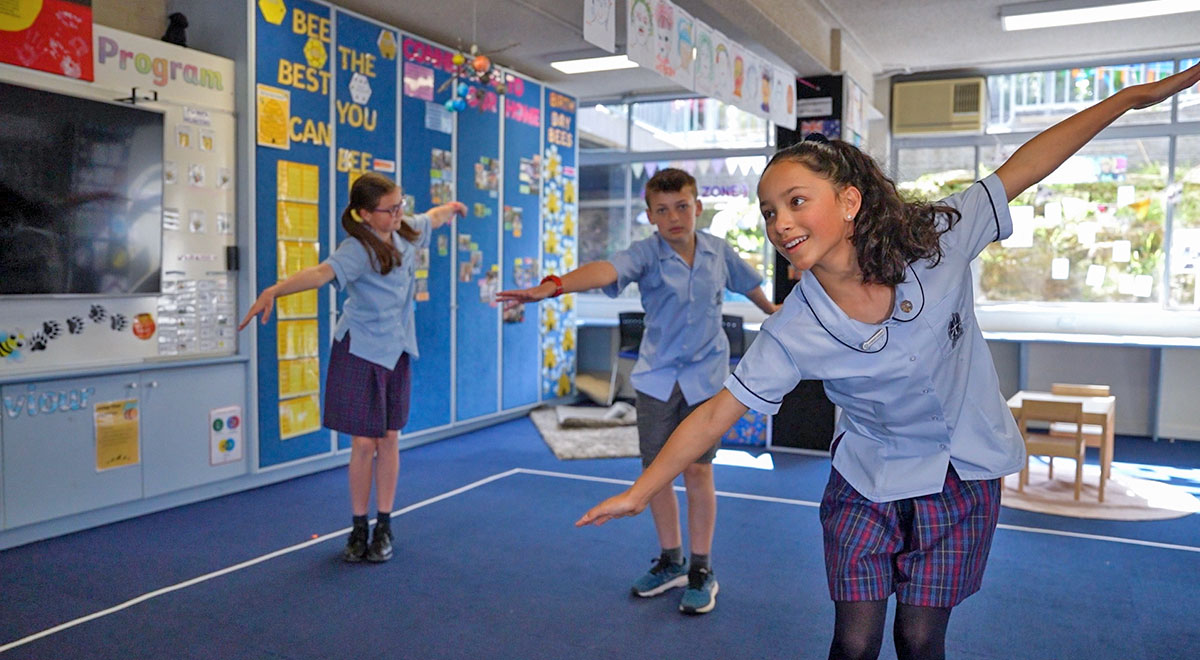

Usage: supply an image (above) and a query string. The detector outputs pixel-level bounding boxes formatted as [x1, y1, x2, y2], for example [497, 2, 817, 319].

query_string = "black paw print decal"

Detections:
[89, 305, 107, 323]
[110, 313, 128, 331]
[42, 320, 62, 340]
[67, 316, 85, 334]
[28, 333, 48, 351]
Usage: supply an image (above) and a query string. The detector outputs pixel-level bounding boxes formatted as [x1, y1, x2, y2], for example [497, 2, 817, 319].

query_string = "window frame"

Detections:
[578, 96, 778, 325]
[890, 57, 1200, 338]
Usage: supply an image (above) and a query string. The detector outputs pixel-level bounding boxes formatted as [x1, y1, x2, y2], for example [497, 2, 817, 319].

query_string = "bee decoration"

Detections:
[0, 332, 25, 361]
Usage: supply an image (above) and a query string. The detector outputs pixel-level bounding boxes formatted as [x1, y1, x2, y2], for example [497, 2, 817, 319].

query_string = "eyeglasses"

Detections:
[371, 199, 408, 217]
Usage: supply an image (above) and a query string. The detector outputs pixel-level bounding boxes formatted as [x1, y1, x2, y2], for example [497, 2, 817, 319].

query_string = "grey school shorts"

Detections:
[635, 384, 718, 468]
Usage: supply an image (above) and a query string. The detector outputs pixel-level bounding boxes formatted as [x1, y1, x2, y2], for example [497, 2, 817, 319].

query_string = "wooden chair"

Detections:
[1018, 399, 1089, 501]
[1048, 383, 1110, 454]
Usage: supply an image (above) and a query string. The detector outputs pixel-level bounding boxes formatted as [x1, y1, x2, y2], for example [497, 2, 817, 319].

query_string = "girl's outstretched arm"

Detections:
[576, 389, 748, 527]
[425, 201, 467, 229]
[996, 60, 1200, 202]
[238, 263, 335, 330]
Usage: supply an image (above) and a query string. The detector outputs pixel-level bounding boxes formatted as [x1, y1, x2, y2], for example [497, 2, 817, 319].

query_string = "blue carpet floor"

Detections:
[1, 419, 1198, 659]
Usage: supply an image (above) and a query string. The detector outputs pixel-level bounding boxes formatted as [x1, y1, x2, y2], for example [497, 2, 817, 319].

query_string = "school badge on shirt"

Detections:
[948, 312, 963, 349]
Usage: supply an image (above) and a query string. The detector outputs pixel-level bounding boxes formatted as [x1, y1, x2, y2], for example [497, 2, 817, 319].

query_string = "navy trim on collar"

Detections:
[890, 266, 925, 323]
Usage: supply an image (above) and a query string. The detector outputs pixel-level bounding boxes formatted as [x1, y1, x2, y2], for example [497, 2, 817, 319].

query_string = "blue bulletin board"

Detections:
[400, 36, 455, 432]
[500, 72, 542, 410]
[250, 9, 576, 462]
[254, 0, 333, 466]
[454, 79, 501, 421]
[332, 10, 398, 450]
[540, 88, 578, 399]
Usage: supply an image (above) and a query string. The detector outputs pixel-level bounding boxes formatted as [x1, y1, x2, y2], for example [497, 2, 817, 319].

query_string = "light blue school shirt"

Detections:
[725, 174, 1024, 502]
[326, 214, 431, 369]
[604, 231, 764, 405]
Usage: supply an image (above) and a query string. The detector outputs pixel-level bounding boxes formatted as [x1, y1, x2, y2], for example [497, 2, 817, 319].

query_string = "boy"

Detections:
[496, 168, 775, 614]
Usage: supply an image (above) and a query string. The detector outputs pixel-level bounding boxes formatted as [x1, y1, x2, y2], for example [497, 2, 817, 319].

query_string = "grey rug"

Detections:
[529, 407, 640, 460]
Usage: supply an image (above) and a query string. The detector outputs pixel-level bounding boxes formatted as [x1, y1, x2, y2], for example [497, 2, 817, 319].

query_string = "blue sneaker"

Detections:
[679, 567, 719, 614]
[631, 554, 689, 597]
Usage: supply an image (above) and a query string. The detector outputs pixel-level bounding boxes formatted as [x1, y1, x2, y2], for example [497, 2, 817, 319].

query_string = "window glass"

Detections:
[987, 61, 1174, 134]
[895, 147, 977, 200]
[977, 137, 1170, 303]
[629, 98, 767, 151]
[1169, 135, 1200, 309]
[579, 103, 628, 153]
[1179, 58, 1200, 123]
[579, 163, 628, 263]
[628, 157, 772, 301]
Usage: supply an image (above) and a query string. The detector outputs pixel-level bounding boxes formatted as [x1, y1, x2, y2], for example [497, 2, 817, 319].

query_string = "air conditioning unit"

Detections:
[891, 77, 985, 136]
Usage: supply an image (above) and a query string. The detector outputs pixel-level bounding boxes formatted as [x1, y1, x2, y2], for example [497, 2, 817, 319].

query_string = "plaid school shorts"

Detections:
[322, 333, 411, 438]
[818, 459, 1002, 608]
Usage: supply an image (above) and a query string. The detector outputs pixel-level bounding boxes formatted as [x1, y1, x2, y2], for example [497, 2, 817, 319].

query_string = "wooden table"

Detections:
[1007, 390, 1116, 502]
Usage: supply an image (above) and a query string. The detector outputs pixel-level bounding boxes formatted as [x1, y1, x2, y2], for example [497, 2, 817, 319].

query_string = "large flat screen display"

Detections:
[0, 80, 163, 296]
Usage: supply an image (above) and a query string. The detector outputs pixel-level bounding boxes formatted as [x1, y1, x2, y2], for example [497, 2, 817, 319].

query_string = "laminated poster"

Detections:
[256, 84, 290, 149]
[94, 399, 140, 472]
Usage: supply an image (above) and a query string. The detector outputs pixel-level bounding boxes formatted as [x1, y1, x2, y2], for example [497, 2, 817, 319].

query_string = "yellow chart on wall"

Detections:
[277, 319, 319, 359]
[94, 399, 140, 471]
[279, 357, 320, 398]
[277, 240, 320, 279]
[279, 394, 321, 440]
[278, 160, 320, 203]
[276, 201, 320, 241]
[277, 290, 318, 319]
[256, 84, 290, 149]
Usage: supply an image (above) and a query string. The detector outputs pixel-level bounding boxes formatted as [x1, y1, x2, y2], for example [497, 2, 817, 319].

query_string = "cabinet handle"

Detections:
[127, 382, 139, 389]
[146, 381, 159, 388]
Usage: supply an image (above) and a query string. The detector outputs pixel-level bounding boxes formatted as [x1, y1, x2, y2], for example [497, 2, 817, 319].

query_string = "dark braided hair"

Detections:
[765, 136, 961, 286]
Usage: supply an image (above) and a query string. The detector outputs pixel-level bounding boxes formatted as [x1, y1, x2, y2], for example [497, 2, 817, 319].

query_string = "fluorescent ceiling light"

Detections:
[1001, 0, 1200, 31]
[550, 55, 638, 74]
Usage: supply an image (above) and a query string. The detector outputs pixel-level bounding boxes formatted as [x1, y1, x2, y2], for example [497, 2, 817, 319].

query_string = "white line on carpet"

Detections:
[5, 465, 1197, 654]
[513, 468, 1200, 554]
[0, 468, 522, 655]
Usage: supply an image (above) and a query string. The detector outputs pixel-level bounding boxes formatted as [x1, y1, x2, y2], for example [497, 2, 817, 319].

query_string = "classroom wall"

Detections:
[94, 0, 168, 40]
[0, 0, 580, 549]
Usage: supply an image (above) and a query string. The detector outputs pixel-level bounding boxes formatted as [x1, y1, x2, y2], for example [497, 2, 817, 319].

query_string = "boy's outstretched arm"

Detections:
[495, 261, 619, 304]
[576, 389, 748, 527]
[996, 60, 1200, 202]
[746, 287, 777, 314]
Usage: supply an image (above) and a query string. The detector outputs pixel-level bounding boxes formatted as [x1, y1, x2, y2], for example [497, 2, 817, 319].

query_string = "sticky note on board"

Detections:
[1112, 240, 1132, 263]
[1051, 258, 1069, 280]
[1133, 274, 1153, 298]
[1076, 222, 1097, 248]
[1001, 205, 1034, 249]
[1117, 185, 1135, 208]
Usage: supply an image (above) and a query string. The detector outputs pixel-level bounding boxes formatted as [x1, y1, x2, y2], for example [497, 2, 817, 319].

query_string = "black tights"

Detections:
[828, 600, 951, 660]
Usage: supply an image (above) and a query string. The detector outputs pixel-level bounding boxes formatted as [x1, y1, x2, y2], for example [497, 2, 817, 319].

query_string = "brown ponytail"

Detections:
[340, 172, 421, 276]
[765, 138, 961, 286]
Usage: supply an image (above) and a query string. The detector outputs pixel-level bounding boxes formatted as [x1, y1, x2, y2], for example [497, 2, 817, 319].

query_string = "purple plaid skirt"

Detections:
[322, 333, 411, 438]
[818, 461, 1001, 607]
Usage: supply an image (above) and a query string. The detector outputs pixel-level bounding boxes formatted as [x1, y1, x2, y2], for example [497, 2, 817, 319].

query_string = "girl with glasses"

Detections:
[240, 172, 464, 563]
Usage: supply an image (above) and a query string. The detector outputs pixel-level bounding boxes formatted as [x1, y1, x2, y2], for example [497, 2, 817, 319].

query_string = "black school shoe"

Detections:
[342, 525, 369, 562]
[366, 526, 393, 562]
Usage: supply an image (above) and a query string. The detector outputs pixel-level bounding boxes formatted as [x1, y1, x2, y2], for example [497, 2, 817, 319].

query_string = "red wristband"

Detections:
[540, 274, 563, 298]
